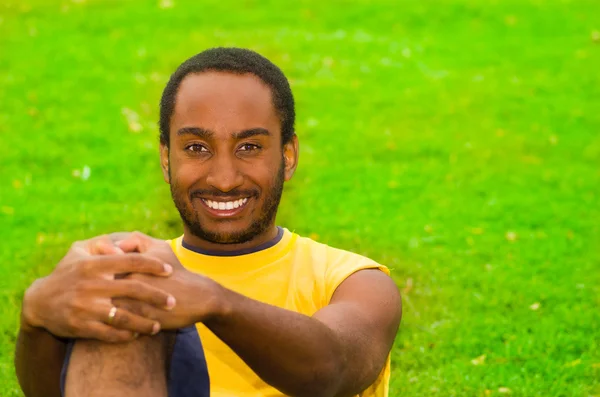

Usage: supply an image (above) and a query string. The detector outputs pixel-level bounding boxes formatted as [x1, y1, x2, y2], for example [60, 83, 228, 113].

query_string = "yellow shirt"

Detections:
[170, 228, 391, 397]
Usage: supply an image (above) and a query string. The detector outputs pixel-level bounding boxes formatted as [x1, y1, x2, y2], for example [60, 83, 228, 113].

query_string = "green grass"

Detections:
[1, 0, 599, 395]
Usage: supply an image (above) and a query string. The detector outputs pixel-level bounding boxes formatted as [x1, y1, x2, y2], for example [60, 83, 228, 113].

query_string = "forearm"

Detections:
[204, 287, 347, 397]
[15, 317, 66, 397]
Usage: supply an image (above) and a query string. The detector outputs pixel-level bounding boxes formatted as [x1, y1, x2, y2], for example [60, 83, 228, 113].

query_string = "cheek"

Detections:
[170, 162, 200, 190]
[246, 162, 278, 186]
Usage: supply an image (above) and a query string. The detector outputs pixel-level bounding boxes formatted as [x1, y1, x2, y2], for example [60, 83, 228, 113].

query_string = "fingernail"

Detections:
[152, 323, 161, 335]
[163, 264, 173, 274]
[166, 296, 176, 309]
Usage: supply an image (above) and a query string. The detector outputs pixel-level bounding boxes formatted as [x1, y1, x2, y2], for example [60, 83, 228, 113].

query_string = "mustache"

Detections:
[190, 189, 258, 199]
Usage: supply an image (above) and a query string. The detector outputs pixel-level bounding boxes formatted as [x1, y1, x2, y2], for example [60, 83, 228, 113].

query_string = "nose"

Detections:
[205, 153, 244, 193]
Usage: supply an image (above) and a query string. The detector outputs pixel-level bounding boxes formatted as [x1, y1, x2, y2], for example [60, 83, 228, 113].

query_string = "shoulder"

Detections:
[289, 232, 391, 302]
[292, 232, 389, 274]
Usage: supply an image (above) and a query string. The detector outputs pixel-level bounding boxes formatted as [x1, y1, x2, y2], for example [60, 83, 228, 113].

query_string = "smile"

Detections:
[202, 198, 248, 210]
[199, 197, 250, 217]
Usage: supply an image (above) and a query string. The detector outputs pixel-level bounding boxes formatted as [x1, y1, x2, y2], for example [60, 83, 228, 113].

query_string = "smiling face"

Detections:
[161, 71, 298, 250]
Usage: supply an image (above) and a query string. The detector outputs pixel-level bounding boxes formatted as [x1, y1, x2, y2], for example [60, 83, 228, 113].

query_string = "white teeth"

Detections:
[203, 198, 249, 211]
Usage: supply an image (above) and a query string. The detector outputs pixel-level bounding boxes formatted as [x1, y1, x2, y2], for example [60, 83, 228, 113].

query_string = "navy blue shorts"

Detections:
[60, 326, 209, 397]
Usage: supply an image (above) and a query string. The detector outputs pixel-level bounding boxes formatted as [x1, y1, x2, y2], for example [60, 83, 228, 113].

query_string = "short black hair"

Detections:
[159, 47, 295, 147]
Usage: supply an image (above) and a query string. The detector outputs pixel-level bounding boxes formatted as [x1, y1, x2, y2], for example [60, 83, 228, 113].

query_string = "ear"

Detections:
[160, 143, 170, 184]
[283, 134, 299, 181]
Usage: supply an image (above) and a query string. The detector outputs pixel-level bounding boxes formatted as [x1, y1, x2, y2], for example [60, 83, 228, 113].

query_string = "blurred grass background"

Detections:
[1, 0, 599, 396]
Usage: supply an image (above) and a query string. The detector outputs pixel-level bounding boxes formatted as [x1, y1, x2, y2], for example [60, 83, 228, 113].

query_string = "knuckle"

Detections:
[77, 259, 94, 276]
[67, 297, 89, 319]
[72, 280, 92, 295]
[86, 235, 110, 253]
[127, 279, 143, 294]
[129, 302, 145, 316]
[114, 298, 134, 312]
[117, 312, 130, 327]
[109, 231, 130, 243]
[70, 238, 88, 250]
[91, 234, 109, 245]
[131, 231, 145, 241]
[127, 254, 143, 268]
[132, 281, 153, 299]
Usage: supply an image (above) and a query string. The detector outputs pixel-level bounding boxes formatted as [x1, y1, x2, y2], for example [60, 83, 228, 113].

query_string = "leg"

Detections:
[64, 334, 171, 397]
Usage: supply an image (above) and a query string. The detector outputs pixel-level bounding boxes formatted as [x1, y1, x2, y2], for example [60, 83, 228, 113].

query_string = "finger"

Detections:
[116, 231, 153, 253]
[101, 305, 161, 336]
[84, 254, 172, 277]
[69, 235, 121, 256]
[116, 238, 141, 253]
[92, 239, 124, 256]
[108, 232, 135, 244]
[80, 321, 139, 343]
[118, 239, 182, 273]
[68, 240, 99, 258]
[101, 279, 176, 309]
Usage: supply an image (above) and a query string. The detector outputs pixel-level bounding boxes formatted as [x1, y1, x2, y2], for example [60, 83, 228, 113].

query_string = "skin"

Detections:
[15, 71, 402, 397]
[65, 332, 171, 397]
[163, 72, 297, 251]
[15, 236, 175, 397]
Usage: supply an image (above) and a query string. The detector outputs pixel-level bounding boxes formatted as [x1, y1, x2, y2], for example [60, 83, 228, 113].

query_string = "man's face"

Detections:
[161, 71, 298, 245]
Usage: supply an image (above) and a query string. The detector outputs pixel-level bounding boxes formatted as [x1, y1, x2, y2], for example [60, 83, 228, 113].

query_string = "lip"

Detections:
[197, 197, 250, 218]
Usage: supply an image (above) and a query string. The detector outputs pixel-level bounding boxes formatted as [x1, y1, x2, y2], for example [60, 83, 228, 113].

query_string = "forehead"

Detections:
[171, 71, 280, 137]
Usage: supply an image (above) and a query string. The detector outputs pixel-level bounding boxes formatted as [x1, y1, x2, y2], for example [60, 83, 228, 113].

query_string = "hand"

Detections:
[22, 235, 177, 342]
[114, 232, 225, 330]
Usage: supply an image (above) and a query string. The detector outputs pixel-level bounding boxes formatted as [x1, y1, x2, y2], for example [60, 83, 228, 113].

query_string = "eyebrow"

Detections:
[232, 128, 271, 140]
[176, 127, 271, 140]
[176, 127, 213, 139]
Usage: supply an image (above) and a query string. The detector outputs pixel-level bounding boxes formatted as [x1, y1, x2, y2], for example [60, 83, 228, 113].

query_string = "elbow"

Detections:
[291, 356, 346, 397]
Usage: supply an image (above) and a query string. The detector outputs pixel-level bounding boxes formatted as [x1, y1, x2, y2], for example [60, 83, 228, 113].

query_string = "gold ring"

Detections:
[107, 306, 118, 325]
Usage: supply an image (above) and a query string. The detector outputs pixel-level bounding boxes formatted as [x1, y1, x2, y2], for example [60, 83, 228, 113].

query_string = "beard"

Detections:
[170, 160, 285, 245]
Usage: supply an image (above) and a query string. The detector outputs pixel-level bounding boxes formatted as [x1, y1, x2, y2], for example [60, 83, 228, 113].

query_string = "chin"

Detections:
[188, 222, 259, 245]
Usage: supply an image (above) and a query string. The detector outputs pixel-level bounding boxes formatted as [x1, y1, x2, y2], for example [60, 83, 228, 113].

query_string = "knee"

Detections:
[65, 336, 170, 397]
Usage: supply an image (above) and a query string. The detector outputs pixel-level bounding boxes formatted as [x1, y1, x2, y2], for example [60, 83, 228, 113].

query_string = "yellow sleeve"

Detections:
[324, 248, 390, 303]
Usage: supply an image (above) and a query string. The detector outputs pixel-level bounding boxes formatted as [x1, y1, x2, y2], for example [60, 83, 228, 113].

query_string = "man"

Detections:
[15, 48, 402, 397]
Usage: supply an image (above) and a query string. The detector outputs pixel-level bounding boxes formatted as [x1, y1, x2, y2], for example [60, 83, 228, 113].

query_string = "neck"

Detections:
[181, 225, 280, 253]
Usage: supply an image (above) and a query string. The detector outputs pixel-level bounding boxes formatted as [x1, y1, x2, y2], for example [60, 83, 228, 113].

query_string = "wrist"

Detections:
[201, 279, 233, 326]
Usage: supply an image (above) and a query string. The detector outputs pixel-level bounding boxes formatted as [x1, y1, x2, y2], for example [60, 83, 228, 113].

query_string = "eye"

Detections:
[185, 143, 209, 153]
[238, 143, 261, 152]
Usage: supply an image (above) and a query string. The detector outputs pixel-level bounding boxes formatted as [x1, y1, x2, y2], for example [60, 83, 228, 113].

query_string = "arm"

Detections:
[14, 236, 176, 397]
[118, 233, 402, 397]
[15, 308, 66, 397]
[205, 269, 401, 397]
